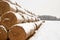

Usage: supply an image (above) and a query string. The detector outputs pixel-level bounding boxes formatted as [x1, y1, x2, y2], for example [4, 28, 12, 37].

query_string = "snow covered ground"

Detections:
[29, 21, 60, 40]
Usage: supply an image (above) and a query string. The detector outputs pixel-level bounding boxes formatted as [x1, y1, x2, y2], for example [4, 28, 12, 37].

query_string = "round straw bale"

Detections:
[8, 25, 26, 40]
[1, 11, 24, 30]
[6, 1, 17, 12]
[0, 1, 10, 16]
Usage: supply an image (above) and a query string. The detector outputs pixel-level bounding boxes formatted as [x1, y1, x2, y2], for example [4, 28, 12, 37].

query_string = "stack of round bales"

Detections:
[0, 0, 45, 40]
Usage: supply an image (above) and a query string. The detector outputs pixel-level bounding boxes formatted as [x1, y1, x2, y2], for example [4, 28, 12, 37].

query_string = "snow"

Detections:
[29, 21, 60, 40]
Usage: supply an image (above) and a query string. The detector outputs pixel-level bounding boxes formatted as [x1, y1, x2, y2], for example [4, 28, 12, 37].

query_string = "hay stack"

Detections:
[0, 25, 7, 40]
[1, 11, 24, 30]
[0, 0, 43, 40]
[8, 21, 44, 40]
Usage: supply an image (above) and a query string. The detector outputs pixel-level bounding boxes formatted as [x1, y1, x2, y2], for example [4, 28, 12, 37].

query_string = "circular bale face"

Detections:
[0, 27, 7, 40]
[0, 1, 10, 16]
[8, 26, 26, 40]
[1, 12, 17, 30]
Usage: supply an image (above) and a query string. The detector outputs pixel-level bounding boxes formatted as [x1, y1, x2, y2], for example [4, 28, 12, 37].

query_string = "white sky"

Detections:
[11, 0, 60, 18]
